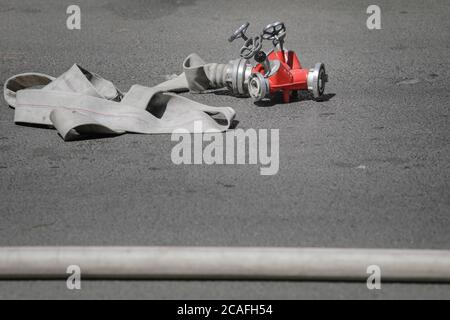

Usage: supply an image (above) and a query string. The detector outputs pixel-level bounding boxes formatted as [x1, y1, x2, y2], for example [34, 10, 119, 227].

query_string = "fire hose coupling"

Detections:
[183, 54, 252, 96]
[248, 73, 270, 101]
[307, 63, 328, 99]
[222, 58, 253, 96]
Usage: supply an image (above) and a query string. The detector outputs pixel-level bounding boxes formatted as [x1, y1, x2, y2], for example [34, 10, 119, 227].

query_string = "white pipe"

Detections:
[1, 247, 450, 282]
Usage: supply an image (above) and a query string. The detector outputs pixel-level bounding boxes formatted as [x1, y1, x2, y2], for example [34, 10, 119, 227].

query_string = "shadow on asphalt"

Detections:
[254, 92, 336, 107]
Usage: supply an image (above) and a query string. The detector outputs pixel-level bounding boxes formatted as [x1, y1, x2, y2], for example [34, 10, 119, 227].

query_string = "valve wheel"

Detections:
[228, 22, 250, 42]
[239, 35, 263, 59]
[262, 21, 286, 41]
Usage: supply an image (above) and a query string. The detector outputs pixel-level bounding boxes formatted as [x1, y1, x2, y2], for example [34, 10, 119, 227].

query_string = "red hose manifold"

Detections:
[229, 21, 329, 103]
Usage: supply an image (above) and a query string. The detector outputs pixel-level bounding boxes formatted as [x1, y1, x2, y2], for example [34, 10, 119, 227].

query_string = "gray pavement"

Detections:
[0, 0, 449, 299]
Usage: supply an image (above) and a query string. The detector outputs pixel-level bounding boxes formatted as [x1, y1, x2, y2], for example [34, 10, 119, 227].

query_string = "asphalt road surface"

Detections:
[0, 0, 449, 299]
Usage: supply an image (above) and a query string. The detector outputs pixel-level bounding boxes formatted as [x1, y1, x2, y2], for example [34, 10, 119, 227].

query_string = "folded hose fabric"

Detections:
[3, 63, 235, 141]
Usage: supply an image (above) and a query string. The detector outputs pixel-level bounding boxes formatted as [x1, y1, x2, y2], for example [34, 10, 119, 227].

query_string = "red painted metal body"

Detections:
[252, 50, 309, 103]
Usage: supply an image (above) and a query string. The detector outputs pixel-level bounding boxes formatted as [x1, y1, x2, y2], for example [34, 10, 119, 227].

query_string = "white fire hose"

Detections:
[1, 247, 450, 282]
[3, 54, 245, 141]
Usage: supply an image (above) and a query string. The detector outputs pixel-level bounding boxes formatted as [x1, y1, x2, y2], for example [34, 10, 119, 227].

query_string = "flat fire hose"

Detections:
[0, 247, 450, 282]
[3, 60, 235, 141]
